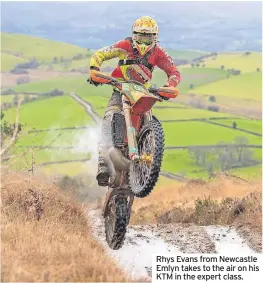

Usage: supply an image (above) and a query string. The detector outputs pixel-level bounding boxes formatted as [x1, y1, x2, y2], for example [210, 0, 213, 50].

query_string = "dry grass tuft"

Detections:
[1, 171, 128, 282]
[131, 174, 262, 226]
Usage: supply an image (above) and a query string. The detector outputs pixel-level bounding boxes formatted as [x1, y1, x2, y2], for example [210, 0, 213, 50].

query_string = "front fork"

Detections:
[122, 96, 139, 160]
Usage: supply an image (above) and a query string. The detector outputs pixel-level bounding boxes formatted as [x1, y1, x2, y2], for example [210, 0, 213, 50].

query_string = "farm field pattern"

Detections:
[1, 32, 262, 180]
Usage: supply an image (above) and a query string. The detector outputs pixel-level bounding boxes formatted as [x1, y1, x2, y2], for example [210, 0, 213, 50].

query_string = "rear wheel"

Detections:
[105, 196, 129, 250]
[129, 118, 164, 198]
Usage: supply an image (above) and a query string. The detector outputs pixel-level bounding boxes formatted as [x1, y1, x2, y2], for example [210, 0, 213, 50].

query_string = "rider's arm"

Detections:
[155, 46, 181, 87]
[90, 40, 130, 70]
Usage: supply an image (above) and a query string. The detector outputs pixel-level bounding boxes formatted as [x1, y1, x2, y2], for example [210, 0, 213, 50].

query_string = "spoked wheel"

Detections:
[129, 118, 165, 198]
[105, 196, 130, 250]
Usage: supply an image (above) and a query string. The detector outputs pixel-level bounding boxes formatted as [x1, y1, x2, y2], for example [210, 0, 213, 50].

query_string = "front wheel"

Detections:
[129, 117, 165, 198]
[105, 196, 130, 250]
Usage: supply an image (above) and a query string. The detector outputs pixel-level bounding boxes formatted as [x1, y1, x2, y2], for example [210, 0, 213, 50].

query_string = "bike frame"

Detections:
[89, 71, 178, 160]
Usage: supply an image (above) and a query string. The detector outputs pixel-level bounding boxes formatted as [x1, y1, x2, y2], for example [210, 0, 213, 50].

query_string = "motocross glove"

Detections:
[88, 67, 102, 86]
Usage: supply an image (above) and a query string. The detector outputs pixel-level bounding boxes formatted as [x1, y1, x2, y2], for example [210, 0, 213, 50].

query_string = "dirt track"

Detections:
[88, 209, 256, 280]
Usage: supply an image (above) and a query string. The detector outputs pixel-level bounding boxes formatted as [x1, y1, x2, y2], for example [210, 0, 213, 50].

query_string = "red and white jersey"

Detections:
[90, 38, 181, 87]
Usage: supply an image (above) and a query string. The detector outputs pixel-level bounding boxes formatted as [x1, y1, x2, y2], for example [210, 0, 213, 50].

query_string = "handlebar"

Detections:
[87, 72, 176, 100]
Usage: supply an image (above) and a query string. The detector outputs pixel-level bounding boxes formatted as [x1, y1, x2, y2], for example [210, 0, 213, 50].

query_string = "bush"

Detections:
[232, 121, 237, 129]
[1, 89, 15, 95]
[42, 89, 64, 97]
[16, 76, 30, 85]
[208, 95, 216, 102]
[72, 53, 84, 60]
[207, 105, 220, 112]
[10, 68, 29, 74]
[15, 58, 39, 69]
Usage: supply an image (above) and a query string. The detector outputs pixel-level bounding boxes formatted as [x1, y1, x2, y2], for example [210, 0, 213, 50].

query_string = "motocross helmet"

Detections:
[132, 16, 158, 56]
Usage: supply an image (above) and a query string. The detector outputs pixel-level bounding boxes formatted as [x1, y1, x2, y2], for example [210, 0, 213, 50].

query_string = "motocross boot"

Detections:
[96, 162, 110, 187]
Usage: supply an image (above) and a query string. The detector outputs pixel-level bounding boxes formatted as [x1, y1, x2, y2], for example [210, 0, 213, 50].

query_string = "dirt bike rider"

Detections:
[89, 16, 181, 186]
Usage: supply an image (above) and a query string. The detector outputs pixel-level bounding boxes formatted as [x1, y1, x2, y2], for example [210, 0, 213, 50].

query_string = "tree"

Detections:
[202, 64, 206, 68]
[232, 121, 237, 129]
[244, 51, 251, 56]
[221, 65, 225, 70]
[208, 96, 216, 102]
[189, 84, 195, 89]
[191, 63, 195, 68]
[235, 136, 249, 162]
[256, 68, 261, 72]
[207, 105, 220, 112]
[16, 76, 30, 85]
[53, 57, 58, 64]
[188, 148, 203, 166]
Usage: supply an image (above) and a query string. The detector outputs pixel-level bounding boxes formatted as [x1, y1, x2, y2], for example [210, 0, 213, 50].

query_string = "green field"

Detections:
[1, 94, 38, 105]
[152, 67, 229, 93]
[3, 75, 86, 94]
[213, 119, 262, 134]
[153, 108, 235, 120]
[13, 128, 90, 147]
[42, 57, 118, 72]
[3, 95, 93, 130]
[190, 72, 262, 101]
[2, 33, 261, 180]
[201, 52, 262, 73]
[1, 32, 87, 63]
[229, 164, 262, 180]
[166, 49, 208, 61]
[1, 52, 27, 71]
[163, 121, 262, 146]
[162, 149, 261, 179]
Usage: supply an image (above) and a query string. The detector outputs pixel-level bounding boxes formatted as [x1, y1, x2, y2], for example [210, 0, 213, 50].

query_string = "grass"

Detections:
[3, 95, 93, 130]
[229, 165, 262, 180]
[213, 119, 262, 134]
[152, 67, 229, 93]
[13, 128, 90, 147]
[131, 175, 262, 228]
[40, 162, 90, 176]
[5, 75, 86, 94]
[1, 171, 127, 281]
[1, 32, 87, 63]
[1, 94, 38, 105]
[9, 147, 91, 171]
[43, 57, 118, 72]
[201, 52, 262, 73]
[1, 52, 27, 71]
[153, 107, 235, 120]
[162, 121, 262, 146]
[191, 72, 262, 101]
[166, 49, 208, 61]
[162, 148, 262, 177]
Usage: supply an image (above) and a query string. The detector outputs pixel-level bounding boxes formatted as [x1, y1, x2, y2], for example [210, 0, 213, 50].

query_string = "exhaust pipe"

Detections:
[108, 147, 130, 171]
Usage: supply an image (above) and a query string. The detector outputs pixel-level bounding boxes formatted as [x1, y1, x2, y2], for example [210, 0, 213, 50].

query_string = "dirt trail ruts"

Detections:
[88, 209, 255, 280]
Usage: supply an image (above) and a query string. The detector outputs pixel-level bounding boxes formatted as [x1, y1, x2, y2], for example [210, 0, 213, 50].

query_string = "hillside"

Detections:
[191, 72, 262, 101]
[1, 172, 128, 281]
[200, 52, 262, 73]
[1, 33, 262, 182]
[1, 2, 261, 51]
[1, 32, 87, 64]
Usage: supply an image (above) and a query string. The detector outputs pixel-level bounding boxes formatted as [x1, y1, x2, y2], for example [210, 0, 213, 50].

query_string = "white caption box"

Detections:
[152, 254, 263, 283]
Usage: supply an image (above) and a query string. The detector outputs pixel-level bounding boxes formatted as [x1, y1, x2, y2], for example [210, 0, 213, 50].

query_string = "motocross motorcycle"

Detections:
[88, 71, 178, 250]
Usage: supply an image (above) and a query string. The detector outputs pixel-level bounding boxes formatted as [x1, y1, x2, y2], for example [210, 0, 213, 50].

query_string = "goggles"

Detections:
[133, 32, 155, 46]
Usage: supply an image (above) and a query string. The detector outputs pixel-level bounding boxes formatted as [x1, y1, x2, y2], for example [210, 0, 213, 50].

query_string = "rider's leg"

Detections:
[97, 91, 122, 186]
